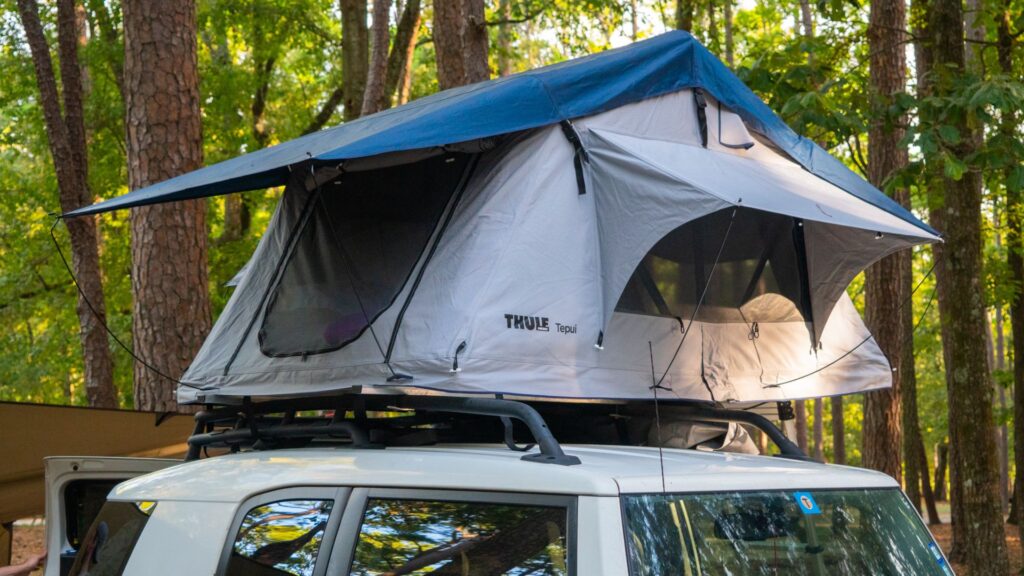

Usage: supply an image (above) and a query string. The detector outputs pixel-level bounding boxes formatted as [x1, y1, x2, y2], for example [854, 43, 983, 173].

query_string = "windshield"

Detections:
[622, 488, 952, 576]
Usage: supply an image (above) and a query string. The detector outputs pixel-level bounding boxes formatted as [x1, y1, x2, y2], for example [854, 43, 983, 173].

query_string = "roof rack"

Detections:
[185, 394, 581, 466]
[183, 394, 809, 465]
[662, 403, 811, 461]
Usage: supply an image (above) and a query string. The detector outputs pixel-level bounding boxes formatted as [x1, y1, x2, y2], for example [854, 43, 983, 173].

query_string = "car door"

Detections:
[43, 456, 178, 576]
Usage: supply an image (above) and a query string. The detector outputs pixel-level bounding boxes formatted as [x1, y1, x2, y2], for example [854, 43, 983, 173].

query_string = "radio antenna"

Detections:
[650, 341, 667, 493]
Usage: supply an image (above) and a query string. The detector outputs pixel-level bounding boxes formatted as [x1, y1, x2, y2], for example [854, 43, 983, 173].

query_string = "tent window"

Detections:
[259, 154, 471, 357]
[615, 208, 810, 324]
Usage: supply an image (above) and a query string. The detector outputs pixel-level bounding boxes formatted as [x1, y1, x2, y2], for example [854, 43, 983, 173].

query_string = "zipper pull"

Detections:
[451, 341, 467, 372]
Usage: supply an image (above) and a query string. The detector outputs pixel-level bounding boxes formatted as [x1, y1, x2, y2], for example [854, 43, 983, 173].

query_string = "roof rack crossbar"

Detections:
[669, 404, 813, 462]
[186, 413, 371, 460]
[396, 396, 581, 466]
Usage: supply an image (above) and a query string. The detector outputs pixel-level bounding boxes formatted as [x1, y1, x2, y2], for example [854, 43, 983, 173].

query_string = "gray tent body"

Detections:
[178, 89, 936, 404]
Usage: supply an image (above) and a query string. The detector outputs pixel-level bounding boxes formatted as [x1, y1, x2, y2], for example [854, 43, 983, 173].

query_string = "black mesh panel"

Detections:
[259, 154, 471, 357]
[615, 208, 810, 324]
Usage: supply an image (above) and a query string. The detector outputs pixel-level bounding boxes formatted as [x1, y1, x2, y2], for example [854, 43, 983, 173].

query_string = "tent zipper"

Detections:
[451, 341, 467, 372]
[384, 154, 481, 365]
[693, 88, 709, 147]
[559, 120, 589, 195]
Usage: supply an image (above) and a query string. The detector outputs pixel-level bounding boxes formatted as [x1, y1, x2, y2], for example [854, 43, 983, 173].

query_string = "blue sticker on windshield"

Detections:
[929, 543, 954, 575]
[793, 492, 821, 515]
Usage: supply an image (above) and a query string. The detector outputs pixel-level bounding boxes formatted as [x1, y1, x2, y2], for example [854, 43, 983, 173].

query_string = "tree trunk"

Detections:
[383, 0, 421, 107]
[434, 0, 467, 89]
[220, 53, 273, 244]
[998, 0, 1024, 532]
[917, 435, 942, 524]
[935, 442, 949, 501]
[862, 0, 909, 483]
[497, 0, 513, 75]
[362, 0, 393, 115]
[706, 0, 717, 54]
[798, 0, 813, 42]
[812, 398, 823, 461]
[795, 400, 809, 454]
[17, 0, 117, 409]
[922, 0, 1009, 569]
[831, 396, 846, 464]
[723, 0, 734, 66]
[463, 0, 489, 83]
[341, 0, 369, 120]
[675, 0, 694, 32]
[124, 0, 211, 413]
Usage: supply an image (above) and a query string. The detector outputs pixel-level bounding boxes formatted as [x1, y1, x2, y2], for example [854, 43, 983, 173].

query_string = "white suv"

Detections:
[47, 396, 953, 575]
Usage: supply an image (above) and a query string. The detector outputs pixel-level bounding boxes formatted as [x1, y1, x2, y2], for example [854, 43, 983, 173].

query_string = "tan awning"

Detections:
[0, 402, 193, 524]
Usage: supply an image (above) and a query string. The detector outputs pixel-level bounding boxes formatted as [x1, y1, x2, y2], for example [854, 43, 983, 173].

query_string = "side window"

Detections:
[67, 500, 156, 576]
[349, 498, 569, 575]
[227, 499, 334, 576]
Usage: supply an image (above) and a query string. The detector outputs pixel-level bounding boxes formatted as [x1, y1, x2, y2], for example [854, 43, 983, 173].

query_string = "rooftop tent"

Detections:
[65, 32, 938, 404]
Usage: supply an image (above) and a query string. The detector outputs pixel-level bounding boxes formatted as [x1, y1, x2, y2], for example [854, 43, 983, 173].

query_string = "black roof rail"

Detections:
[394, 396, 581, 466]
[663, 403, 812, 461]
[185, 394, 581, 466]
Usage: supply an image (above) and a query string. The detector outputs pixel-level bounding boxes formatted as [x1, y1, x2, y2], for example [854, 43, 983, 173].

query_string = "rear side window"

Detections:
[67, 500, 155, 576]
[226, 499, 334, 576]
[349, 498, 569, 575]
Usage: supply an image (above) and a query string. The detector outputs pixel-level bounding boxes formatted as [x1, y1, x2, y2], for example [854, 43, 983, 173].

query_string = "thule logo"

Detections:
[504, 314, 550, 331]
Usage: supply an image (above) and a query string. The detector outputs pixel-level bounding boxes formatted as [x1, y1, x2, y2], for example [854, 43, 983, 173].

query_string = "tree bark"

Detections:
[935, 442, 949, 501]
[497, 0, 513, 75]
[17, 0, 117, 409]
[434, 0, 468, 89]
[362, 0, 393, 116]
[831, 396, 846, 464]
[812, 398, 823, 461]
[124, 0, 211, 413]
[383, 0, 421, 108]
[434, 0, 489, 90]
[723, 0, 734, 66]
[795, 400, 809, 454]
[862, 0, 908, 483]
[675, 0, 694, 32]
[922, 0, 1010, 570]
[998, 0, 1024, 533]
[341, 0, 369, 121]
[706, 0, 717, 54]
[462, 0, 488, 83]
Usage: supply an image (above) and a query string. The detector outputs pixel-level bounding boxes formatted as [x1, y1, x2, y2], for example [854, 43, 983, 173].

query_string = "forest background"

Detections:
[0, 0, 1022, 573]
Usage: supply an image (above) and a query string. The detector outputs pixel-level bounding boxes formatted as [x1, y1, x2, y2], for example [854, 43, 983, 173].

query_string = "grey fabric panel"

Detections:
[587, 131, 729, 329]
[183, 172, 309, 383]
[803, 221, 920, 335]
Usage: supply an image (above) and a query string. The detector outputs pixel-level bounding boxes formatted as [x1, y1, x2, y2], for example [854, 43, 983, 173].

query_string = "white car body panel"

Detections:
[50, 445, 912, 576]
[108, 445, 896, 504]
[120, 500, 236, 576]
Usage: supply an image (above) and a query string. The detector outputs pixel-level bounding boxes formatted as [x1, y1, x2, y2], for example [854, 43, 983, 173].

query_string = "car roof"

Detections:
[110, 444, 897, 503]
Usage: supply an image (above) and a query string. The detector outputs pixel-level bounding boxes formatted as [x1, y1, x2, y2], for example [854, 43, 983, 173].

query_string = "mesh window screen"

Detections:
[260, 154, 471, 357]
[615, 208, 810, 324]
